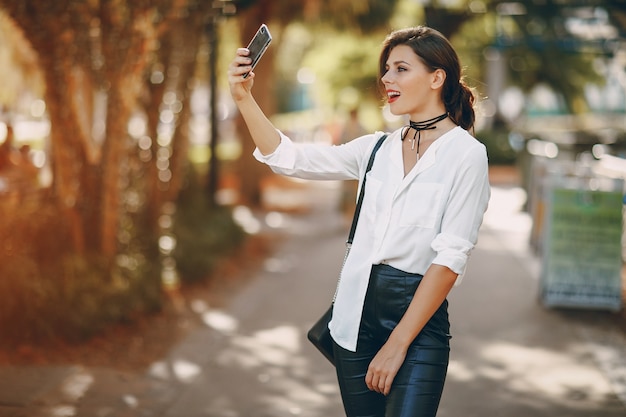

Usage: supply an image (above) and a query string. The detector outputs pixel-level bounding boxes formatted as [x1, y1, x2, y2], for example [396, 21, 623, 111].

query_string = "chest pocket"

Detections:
[399, 182, 443, 228]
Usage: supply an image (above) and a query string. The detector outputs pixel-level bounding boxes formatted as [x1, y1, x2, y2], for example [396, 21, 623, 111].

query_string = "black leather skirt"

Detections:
[333, 263, 451, 417]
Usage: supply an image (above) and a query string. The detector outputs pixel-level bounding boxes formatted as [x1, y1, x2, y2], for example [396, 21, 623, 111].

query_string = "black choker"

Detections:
[401, 113, 448, 153]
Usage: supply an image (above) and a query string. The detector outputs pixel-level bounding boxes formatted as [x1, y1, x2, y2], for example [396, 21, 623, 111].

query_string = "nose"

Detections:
[382, 68, 396, 85]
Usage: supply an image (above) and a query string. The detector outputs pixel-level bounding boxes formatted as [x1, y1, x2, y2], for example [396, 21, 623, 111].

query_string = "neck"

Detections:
[401, 112, 448, 153]
[409, 113, 448, 130]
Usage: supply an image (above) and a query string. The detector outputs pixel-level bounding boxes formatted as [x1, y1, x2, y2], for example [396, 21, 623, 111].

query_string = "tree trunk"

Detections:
[143, 11, 203, 229]
[0, 1, 207, 261]
[41, 51, 93, 253]
[99, 86, 129, 258]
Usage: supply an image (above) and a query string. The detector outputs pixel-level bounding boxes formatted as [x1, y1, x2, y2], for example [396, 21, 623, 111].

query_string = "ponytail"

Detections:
[445, 80, 475, 131]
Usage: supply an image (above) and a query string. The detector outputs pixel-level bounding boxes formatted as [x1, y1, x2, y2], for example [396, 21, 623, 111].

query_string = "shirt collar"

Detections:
[391, 126, 459, 181]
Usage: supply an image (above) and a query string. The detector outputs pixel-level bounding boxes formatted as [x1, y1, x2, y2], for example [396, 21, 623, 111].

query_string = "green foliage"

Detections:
[475, 129, 517, 165]
[299, 31, 385, 109]
[40, 252, 161, 341]
[491, 1, 607, 114]
[235, 0, 399, 31]
[321, 0, 399, 31]
[389, 0, 424, 30]
[172, 169, 247, 283]
[450, 13, 495, 98]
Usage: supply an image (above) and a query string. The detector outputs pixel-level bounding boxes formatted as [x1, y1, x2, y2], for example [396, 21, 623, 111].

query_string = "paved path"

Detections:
[0, 180, 625, 417]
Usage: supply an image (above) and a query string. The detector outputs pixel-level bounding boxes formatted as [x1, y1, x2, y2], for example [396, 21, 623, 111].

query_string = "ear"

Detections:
[431, 68, 446, 89]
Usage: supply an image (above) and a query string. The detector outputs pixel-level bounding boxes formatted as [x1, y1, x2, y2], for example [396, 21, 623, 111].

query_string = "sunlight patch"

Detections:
[480, 342, 616, 404]
[447, 359, 475, 382]
[202, 310, 239, 334]
[264, 257, 293, 273]
[218, 325, 302, 368]
[255, 326, 300, 352]
[60, 369, 94, 401]
[148, 359, 202, 383]
[49, 406, 75, 417]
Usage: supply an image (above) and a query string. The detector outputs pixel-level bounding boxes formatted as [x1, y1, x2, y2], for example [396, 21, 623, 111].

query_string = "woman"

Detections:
[228, 26, 490, 417]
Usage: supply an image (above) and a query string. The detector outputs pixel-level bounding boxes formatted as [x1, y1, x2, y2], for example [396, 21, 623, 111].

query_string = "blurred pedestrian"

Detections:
[16, 145, 39, 202]
[228, 25, 490, 417]
[0, 125, 18, 171]
[339, 108, 367, 145]
[0, 125, 22, 207]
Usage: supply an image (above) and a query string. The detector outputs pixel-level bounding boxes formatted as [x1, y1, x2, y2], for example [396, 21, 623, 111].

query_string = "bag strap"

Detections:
[347, 133, 388, 245]
[333, 133, 388, 303]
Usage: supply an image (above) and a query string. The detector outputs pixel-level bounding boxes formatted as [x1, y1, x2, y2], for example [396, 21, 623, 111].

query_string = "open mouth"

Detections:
[387, 90, 400, 103]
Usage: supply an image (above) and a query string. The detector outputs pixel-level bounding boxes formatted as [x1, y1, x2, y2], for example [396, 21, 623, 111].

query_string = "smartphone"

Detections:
[242, 24, 272, 79]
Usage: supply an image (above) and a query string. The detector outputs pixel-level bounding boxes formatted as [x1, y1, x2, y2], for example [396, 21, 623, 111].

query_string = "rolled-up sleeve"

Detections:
[431, 144, 490, 282]
[253, 131, 297, 170]
[431, 233, 475, 275]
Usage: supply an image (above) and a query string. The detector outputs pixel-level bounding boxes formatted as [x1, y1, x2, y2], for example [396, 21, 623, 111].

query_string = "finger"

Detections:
[382, 377, 392, 396]
[229, 57, 251, 72]
[243, 70, 255, 79]
[228, 49, 252, 73]
[233, 55, 252, 66]
[373, 373, 385, 394]
[365, 371, 374, 391]
[367, 373, 381, 393]
[372, 377, 381, 393]
[379, 379, 387, 395]
[228, 62, 252, 79]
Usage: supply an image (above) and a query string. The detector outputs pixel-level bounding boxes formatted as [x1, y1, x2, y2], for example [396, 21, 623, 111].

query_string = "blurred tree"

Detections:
[424, 3, 470, 38]
[416, 1, 621, 116]
[0, 0, 214, 264]
[141, 2, 212, 226]
[489, 0, 613, 115]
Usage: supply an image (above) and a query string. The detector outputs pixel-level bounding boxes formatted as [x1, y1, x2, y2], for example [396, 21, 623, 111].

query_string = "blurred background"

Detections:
[0, 0, 624, 355]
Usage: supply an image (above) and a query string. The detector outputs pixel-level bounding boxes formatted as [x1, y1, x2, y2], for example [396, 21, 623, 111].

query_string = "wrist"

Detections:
[234, 92, 257, 109]
[387, 329, 413, 351]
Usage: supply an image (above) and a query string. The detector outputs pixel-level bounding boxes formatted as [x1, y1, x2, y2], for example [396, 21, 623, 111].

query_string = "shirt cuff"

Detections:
[252, 130, 297, 169]
[431, 232, 474, 276]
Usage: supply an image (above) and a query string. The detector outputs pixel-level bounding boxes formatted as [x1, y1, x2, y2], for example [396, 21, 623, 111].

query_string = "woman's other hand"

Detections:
[228, 48, 254, 102]
[365, 341, 407, 396]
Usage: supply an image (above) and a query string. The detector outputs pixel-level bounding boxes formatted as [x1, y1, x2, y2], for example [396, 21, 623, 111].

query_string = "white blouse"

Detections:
[254, 126, 491, 351]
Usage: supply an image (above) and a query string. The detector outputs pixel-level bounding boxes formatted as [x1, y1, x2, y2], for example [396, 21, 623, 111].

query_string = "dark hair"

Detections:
[378, 26, 475, 130]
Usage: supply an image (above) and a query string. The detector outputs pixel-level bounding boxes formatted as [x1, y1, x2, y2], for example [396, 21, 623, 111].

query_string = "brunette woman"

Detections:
[228, 25, 490, 417]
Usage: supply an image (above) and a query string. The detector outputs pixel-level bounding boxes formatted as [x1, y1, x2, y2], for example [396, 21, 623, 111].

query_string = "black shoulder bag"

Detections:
[307, 134, 388, 365]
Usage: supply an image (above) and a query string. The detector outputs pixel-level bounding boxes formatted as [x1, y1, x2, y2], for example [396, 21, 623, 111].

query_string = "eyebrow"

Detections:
[387, 60, 411, 67]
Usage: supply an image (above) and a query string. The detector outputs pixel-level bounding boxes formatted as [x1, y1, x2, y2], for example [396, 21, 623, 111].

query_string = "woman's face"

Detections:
[381, 44, 442, 118]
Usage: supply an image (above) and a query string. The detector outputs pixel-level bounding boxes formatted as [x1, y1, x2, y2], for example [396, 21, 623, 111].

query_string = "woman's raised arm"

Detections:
[227, 48, 281, 155]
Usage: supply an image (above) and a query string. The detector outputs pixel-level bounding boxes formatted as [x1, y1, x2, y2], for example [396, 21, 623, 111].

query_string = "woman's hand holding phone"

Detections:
[226, 30, 281, 155]
[228, 24, 272, 101]
[228, 48, 254, 102]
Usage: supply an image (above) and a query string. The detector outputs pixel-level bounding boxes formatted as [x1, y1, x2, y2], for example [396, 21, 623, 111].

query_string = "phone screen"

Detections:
[243, 24, 272, 79]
